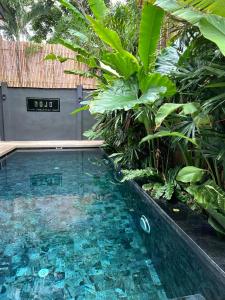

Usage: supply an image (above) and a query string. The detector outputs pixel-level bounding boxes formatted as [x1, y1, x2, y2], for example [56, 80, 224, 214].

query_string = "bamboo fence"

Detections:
[0, 39, 97, 89]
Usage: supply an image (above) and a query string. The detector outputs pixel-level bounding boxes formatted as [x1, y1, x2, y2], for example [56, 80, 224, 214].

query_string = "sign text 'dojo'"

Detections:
[26, 98, 60, 112]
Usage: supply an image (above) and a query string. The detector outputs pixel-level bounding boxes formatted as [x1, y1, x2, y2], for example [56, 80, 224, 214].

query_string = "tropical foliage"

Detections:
[48, 0, 225, 235]
[0, 0, 51, 41]
[155, 0, 225, 56]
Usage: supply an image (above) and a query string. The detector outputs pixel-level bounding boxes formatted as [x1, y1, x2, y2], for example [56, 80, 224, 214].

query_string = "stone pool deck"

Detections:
[0, 140, 104, 158]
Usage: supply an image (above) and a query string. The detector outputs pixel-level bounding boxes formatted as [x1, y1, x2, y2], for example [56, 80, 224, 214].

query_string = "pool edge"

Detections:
[130, 180, 225, 284]
[0, 141, 104, 159]
[103, 149, 225, 284]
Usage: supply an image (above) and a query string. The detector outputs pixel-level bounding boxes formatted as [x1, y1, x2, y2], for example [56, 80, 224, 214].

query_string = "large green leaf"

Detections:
[89, 79, 169, 114]
[140, 130, 197, 145]
[176, 166, 205, 183]
[139, 73, 176, 96]
[138, 2, 164, 71]
[87, 16, 138, 69]
[155, 103, 183, 128]
[155, 102, 198, 127]
[187, 180, 225, 211]
[67, 29, 88, 43]
[199, 15, 225, 56]
[56, 38, 90, 57]
[99, 61, 120, 77]
[89, 80, 138, 114]
[182, 102, 199, 115]
[155, 0, 202, 23]
[208, 214, 225, 235]
[155, 0, 225, 56]
[87, 16, 124, 52]
[102, 51, 139, 78]
[178, 0, 225, 18]
[88, 0, 108, 20]
[156, 46, 179, 75]
[138, 86, 168, 104]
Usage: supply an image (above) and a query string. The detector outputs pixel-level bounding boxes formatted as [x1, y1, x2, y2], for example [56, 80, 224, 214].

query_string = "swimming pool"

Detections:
[0, 149, 224, 299]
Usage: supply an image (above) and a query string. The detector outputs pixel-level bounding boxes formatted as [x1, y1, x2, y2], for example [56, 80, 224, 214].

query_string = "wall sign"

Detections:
[26, 98, 60, 112]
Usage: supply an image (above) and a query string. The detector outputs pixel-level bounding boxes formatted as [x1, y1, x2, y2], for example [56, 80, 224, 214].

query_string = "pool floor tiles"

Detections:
[0, 194, 168, 299]
[0, 151, 219, 300]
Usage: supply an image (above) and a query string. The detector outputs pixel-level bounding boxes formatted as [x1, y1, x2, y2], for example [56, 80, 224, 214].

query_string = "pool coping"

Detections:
[0, 140, 104, 159]
[130, 180, 225, 285]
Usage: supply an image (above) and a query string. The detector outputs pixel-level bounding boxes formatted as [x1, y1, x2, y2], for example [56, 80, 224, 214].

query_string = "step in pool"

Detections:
[0, 150, 224, 299]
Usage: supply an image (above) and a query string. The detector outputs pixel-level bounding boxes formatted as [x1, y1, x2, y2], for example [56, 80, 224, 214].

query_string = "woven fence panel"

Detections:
[0, 39, 97, 89]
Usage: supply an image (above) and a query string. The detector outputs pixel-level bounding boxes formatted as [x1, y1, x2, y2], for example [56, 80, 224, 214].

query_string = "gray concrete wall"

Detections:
[0, 83, 95, 141]
[0, 85, 3, 140]
[0, 83, 6, 141]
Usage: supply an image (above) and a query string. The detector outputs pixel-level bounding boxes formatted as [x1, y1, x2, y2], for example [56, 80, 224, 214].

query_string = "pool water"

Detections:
[0, 150, 224, 300]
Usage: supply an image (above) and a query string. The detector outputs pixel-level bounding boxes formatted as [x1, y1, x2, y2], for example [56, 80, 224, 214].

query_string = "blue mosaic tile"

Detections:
[0, 151, 166, 299]
[0, 150, 224, 300]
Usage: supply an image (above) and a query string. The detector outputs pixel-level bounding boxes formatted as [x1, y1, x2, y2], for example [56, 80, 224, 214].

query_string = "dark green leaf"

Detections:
[176, 166, 205, 183]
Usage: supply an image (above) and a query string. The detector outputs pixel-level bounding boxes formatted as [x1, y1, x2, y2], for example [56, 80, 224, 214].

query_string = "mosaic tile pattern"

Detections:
[0, 151, 167, 300]
[0, 150, 224, 300]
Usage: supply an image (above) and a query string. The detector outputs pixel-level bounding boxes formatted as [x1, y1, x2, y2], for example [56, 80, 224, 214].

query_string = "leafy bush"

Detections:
[187, 180, 225, 234]
[54, 0, 225, 234]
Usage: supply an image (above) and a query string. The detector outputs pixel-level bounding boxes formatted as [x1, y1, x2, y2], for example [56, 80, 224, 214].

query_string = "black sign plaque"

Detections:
[26, 98, 60, 112]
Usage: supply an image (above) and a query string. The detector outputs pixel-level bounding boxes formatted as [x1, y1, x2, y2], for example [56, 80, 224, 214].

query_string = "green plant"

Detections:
[154, 0, 225, 55]
[54, 0, 225, 235]
[84, 110, 149, 168]
[170, 35, 225, 188]
[121, 167, 158, 182]
[0, 0, 47, 84]
[30, 0, 62, 43]
[187, 180, 225, 234]
[48, 0, 181, 171]
[122, 166, 183, 201]
[49, 0, 176, 113]
[176, 166, 206, 183]
[143, 167, 180, 200]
